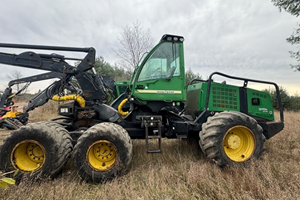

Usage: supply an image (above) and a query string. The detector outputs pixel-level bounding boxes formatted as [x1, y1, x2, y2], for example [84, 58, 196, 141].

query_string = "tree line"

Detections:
[264, 87, 300, 111]
[94, 55, 201, 85]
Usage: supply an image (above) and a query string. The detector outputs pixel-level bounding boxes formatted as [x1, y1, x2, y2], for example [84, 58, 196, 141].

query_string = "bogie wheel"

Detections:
[199, 111, 265, 166]
[73, 122, 132, 183]
[0, 121, 73, 179]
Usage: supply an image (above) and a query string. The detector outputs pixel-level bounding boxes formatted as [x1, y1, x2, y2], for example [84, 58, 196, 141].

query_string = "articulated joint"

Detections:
[52, 94, 85, 108]
[118, 99, 129, 116]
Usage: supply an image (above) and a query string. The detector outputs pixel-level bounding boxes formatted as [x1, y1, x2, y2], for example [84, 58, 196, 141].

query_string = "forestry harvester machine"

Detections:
[0, 35, 284, 183]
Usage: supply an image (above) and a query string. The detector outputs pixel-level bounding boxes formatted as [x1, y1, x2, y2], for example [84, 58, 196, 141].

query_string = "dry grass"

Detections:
[28, 101, 59, 122]
[0, 112, 300, 200]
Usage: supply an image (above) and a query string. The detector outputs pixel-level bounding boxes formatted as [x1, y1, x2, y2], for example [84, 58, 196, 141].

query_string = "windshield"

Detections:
[138, 42, 180, 82]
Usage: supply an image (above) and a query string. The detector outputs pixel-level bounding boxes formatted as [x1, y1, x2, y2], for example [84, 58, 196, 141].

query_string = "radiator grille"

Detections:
[211, 86, 238, 109]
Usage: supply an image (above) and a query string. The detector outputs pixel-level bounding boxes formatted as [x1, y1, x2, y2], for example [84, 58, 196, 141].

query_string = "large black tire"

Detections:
[199, 111, 265, 166]
[0, 121, 73, 179]
[73, 122, 132, 183]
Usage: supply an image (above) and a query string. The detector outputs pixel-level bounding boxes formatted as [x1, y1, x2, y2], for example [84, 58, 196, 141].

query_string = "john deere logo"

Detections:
[137, 90, 182, 94]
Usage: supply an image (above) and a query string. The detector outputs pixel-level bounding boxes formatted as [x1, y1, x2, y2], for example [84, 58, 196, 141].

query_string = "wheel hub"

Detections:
[223, 126, 255, 162]
[87, 140, 117, 171]
[27, 144, 44, 163]
[94, 142, 116, 162]
[226, 134, 241, 150]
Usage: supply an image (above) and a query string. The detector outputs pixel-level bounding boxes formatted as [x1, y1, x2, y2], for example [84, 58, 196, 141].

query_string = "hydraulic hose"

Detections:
[118, 99, 129, 116]
[52, 94, 85, 108]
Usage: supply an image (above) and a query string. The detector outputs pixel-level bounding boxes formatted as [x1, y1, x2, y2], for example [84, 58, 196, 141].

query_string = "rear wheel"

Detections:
[199, 111, 264, 166]
[0, 122, 73, 179]
[73, 122, 132, 183]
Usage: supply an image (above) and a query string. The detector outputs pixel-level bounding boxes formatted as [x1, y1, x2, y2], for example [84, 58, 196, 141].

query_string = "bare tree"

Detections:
[7, 70, 23, 91]
[115, 21, 154, 71]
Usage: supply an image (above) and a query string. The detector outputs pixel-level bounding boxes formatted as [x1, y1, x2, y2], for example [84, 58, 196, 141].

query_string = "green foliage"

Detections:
[290, 95, 300, 111]
[272, 0, 300, 16]
[263, 86, 300, 111]
[185, 67, 202, 86]
[93, 56, 132, 103]
[94, 56, 132, 81]
[272, 0, 300, 70]
[0, 172, 15, 189]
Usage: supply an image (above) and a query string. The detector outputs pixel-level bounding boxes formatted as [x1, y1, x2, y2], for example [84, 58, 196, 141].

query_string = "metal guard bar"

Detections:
[194, 71, 284, 123]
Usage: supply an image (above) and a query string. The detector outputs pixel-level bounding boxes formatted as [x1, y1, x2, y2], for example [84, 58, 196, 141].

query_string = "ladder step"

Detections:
[176, 134, 188, 139]
[142, 115, 163, 153]
[146, 137, 162, 153]
[148, 135, 161, 139]
[147, 149, 161, 153]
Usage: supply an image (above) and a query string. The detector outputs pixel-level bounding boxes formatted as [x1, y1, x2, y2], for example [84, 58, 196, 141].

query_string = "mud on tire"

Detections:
[199, 111, 265, 166]
[73, 122, 132, 183]
[0, 121, 73, 179]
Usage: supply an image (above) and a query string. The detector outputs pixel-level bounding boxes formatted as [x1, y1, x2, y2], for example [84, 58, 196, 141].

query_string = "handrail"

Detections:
[193, 71, 284, 123]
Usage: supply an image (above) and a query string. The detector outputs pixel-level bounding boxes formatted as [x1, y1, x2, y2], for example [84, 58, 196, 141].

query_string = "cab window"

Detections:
[138, 42, 180, 82]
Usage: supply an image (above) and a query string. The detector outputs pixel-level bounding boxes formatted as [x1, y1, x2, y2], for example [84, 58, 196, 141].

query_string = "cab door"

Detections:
[132, 41, 186, 102]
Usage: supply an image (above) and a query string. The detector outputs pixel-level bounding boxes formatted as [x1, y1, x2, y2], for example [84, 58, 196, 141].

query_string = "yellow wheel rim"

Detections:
[87, 140, 117, 171]
[223, 126, 255, 162]
[10, 140, 46, 172]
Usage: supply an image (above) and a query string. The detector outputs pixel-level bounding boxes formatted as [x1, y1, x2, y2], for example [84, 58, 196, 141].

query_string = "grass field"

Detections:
[0, 108, 299, 200]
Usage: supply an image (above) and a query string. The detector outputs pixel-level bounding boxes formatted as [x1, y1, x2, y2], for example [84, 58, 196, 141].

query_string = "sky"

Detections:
[0, 0, 299, 95]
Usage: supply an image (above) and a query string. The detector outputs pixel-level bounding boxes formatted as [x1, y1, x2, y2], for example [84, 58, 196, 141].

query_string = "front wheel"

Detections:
[0, 122, 73, 178]
[73, 122, 132, 183]
[199, 111, 265, 166]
